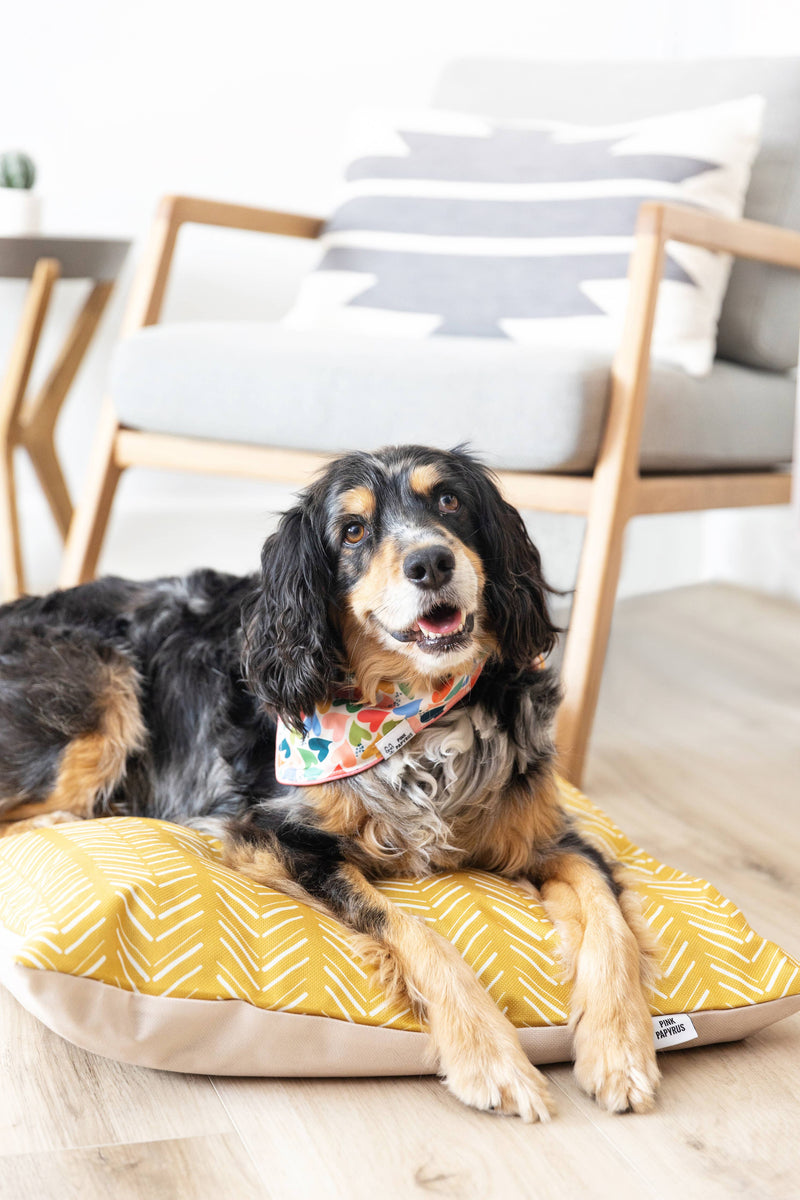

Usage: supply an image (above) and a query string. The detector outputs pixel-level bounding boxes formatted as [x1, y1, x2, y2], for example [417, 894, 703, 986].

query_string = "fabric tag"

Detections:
[652, 1013, 698, 1048]
[375, 720, 415, 758]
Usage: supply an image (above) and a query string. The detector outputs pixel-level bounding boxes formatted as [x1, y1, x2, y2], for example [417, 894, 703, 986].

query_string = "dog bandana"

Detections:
[275, 660, 487, 786]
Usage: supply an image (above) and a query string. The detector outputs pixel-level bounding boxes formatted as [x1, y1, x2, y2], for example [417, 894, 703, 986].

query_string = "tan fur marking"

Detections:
[222, 838, 334, 918]
[462, 544, 486, 595]
[340, 603, 434, 704]
[460, 770, 565, 874]
[1, 660, 145, 831]
[306, 781, 428, 869]
[4, 734, 113, 822]
[539, 853, 660, 1113]
[302, 783, 370, 844]
[347, 537, 405, 625]
[337, 865, 554, 1122]
[460, 543, 500, 657]
[409, 464, 441, 496]
[339, 486, 375, 520]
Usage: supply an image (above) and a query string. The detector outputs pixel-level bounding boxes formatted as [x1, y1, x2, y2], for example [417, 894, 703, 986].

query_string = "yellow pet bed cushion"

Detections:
[0, 779, 798, 1075]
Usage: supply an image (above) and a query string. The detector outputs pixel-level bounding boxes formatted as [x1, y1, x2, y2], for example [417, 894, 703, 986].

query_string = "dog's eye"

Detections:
[438, 493, 460, 514]
[343, 521, 367, 545]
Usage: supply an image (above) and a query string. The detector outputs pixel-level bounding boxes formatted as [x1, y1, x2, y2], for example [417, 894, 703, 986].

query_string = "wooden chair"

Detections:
[57, 193, 795, 785]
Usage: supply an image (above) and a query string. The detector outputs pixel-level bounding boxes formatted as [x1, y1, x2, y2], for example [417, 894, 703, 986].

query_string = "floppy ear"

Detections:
[471, 468, 559, 669]
[242, 504, 339, 730]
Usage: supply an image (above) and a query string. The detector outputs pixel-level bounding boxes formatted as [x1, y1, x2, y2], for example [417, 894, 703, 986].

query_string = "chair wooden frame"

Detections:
[58, 194, 796, 785]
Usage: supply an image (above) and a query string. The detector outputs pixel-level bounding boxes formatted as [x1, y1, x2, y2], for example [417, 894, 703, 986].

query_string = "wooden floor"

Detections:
[1, 582, 799, 1200]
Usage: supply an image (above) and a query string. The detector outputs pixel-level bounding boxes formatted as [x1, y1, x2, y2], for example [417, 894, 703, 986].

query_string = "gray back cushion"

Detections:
[434, 58, 800, 372]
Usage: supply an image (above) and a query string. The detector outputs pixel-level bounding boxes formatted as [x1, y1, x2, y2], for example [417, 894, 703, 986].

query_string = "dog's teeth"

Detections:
[417, 619, 469, 643]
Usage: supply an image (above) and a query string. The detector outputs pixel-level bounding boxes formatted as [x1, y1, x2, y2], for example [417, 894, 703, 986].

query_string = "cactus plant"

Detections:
[0, 152, 36, 189]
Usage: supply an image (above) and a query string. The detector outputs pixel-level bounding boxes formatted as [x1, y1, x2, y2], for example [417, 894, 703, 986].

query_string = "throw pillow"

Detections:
[284, 98, 764, 375]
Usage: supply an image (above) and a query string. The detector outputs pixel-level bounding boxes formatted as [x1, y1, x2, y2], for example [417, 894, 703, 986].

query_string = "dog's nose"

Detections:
[403, 545, 455, 590]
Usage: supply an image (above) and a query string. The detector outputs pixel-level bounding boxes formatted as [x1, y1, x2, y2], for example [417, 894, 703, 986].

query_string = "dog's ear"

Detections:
[242, 504, 339, 730]
[468, 463, 559, 669]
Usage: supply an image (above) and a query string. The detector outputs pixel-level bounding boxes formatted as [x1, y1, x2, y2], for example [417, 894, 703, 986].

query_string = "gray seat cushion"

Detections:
[434, 58, 800, 373]
[111, 323, 795, 474]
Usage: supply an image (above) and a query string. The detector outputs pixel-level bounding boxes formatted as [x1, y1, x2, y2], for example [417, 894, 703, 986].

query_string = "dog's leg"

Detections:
[340, 865, 555, 1121]
[537, 838, 660, 1113]
[0, 633, 145, 834]
[227, 833, 554, 1122]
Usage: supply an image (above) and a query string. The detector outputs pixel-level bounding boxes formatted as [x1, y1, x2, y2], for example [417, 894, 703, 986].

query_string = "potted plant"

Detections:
[0, 152, 41, 235]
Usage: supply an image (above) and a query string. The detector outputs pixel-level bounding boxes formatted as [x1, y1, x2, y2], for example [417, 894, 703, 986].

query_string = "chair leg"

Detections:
[58, 407, 123, 588]
[555, 496, 631, 788]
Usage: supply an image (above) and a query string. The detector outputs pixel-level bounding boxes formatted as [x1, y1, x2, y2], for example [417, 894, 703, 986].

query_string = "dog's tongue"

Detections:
[416, 606, 462, 637]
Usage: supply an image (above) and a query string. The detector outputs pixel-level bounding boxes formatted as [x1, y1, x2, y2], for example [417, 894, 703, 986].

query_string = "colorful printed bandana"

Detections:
[275, 660, 487, 786]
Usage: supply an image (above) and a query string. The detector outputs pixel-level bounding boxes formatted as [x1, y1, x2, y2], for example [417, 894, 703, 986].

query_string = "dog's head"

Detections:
[244, 446, 558, 728]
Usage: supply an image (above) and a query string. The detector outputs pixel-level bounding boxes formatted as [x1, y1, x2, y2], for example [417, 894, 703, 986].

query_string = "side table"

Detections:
[0, 235, 130, 600]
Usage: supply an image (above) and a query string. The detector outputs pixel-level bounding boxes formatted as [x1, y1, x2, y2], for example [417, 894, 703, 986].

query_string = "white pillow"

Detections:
[284, 98, 764, 376]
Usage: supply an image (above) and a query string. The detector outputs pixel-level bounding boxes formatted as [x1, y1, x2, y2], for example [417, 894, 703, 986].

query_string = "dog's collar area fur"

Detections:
[275, 659, 488, 786]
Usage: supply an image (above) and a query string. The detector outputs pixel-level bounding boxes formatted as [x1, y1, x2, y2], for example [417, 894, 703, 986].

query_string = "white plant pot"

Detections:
[0, 190, 41, 235]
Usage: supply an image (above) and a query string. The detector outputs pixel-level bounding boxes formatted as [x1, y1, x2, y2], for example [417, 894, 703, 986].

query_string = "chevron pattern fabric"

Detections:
[284, 99, 764, 375]
[1, 778, 798, 1044]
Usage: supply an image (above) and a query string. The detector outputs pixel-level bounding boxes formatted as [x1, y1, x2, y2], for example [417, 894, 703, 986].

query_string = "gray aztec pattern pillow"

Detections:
[284, 98, 764, 376]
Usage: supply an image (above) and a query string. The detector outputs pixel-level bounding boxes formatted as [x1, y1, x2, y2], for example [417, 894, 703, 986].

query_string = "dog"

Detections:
[0, 445, 659, 1120]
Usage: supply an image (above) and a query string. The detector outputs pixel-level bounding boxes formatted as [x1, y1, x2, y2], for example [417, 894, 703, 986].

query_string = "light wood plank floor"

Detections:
[1, 583, 798, 1200]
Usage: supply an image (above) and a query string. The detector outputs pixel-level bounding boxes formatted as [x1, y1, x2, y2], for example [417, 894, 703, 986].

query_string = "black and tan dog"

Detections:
[0, 445, 659, 1120]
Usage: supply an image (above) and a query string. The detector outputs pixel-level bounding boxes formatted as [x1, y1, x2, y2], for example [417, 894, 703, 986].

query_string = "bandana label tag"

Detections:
[375, 719, 415, 759]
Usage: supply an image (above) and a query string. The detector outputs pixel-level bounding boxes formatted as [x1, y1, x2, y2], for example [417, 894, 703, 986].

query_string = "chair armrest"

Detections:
[122, 194, 325, 335]
[639, 200, 800, 269]
[599, 201, 800, 494]
[158, 194, 325, 240]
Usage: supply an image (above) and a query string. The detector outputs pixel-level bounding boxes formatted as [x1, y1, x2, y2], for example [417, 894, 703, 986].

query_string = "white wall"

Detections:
[1, 0, 799, 598]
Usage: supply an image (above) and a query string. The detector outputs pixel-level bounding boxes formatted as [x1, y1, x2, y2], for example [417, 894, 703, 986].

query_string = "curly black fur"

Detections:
[242, 503, 340, 733]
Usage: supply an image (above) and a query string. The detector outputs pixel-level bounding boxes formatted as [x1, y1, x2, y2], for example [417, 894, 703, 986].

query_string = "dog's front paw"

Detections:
[573, 1015, 660, 1114]
[442, 1045, 555, 1123]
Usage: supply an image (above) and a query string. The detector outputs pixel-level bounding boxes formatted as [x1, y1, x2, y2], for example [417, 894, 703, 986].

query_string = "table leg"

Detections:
[0, 258, 60, 601]
[21, 280, 114, 541]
